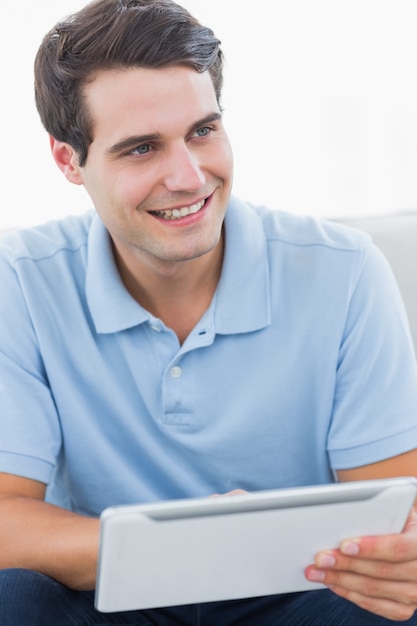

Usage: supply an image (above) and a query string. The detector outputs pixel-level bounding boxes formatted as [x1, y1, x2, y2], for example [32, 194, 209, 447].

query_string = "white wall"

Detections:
[2, 1, 417, 228]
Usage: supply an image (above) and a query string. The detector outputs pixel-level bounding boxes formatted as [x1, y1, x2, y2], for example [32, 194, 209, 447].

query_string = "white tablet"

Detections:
[95, 477, 417, 612]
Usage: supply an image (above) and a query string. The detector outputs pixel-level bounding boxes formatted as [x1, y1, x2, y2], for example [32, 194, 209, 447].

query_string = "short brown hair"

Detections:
[34, 0, 224, 166]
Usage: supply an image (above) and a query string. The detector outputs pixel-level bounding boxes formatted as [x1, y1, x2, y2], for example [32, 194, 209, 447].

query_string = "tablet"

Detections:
[95, 476, 417, 612]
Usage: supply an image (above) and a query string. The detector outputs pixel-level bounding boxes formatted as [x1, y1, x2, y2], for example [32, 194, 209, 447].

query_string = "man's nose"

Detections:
[163, 143, 206, 192]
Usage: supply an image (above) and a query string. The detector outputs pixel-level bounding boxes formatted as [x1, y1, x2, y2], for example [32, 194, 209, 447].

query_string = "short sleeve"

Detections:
[0, 256, 62, 483]
[328, 241, 417, 469]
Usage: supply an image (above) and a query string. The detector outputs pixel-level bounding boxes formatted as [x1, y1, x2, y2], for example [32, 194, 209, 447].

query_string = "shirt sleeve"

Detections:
[0, 256, 62, 484]
[328, 239, 417, 470]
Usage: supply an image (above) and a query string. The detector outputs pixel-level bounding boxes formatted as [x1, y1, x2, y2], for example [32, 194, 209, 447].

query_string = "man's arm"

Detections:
[305, 449, 417, 621]
[0, 473, 99, 590]
[336, 449, 417, 483]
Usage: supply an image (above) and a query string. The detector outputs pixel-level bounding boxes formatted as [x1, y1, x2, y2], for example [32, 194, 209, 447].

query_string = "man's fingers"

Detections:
[311, 551, 417, 582]
[338, 526, 417, 564]
[329, 583, 417, 622]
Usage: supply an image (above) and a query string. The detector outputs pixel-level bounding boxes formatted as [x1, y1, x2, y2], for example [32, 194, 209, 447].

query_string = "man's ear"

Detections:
[49, 136, 84, 185]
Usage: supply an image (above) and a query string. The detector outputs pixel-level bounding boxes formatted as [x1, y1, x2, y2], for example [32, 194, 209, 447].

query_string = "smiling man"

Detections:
[52, 64, 233, 343]
[1, 0, 417, 624]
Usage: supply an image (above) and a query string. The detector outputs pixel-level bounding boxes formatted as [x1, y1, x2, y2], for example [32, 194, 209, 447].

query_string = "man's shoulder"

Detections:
[229, 197, 370, 255]
[248, 202, 370, 253]
[0, 211, 94, 266]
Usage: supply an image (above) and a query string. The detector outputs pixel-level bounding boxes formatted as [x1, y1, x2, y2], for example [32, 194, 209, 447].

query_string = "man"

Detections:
[1, 0, 417, 623]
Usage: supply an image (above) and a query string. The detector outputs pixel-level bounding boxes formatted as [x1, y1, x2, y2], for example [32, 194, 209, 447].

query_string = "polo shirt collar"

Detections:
[86, 197, 271, 334]
[214, 196, 271, 334]
[86, 215, 150, 333]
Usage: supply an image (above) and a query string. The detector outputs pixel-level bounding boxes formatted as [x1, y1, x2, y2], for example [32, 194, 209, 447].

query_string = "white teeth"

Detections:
[152, 200, 205, 220]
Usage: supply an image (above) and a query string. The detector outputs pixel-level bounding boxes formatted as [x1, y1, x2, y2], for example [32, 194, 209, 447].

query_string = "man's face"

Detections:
[72, 66, 233, 269]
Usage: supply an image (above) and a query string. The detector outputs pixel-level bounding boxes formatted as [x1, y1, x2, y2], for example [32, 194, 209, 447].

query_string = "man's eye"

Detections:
[130, 144, 151, 155]
[195, 126, 211, 138]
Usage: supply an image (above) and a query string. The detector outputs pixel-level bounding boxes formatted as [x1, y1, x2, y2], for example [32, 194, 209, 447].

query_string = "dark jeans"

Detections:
[1, 568, 416, 625]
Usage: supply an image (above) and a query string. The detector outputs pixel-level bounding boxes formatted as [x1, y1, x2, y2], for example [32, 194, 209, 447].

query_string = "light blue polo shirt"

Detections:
[1, 197, 417, 516]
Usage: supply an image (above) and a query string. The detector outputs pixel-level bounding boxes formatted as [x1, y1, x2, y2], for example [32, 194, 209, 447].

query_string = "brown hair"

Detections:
[34, 0, 224, 166]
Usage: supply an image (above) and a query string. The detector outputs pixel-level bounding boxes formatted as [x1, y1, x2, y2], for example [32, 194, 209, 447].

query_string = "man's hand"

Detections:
[305, 510, 417, 621]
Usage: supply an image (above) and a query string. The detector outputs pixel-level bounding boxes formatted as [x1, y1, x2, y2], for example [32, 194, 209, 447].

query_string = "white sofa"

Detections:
[337, 211, 417, 355]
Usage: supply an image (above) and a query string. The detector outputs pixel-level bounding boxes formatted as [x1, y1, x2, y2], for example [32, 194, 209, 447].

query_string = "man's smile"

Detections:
[149, 198, 207, 220]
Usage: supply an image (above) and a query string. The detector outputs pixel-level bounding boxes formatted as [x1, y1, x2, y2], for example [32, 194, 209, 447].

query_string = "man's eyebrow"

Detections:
[106, 112, 222, 156]
[107, 133, 161, 156]
[188, 112, 222, 133]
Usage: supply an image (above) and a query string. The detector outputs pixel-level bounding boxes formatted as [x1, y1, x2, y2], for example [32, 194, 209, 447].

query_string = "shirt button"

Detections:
[150, 323, 161, 332]
[170, 366, 182, 378]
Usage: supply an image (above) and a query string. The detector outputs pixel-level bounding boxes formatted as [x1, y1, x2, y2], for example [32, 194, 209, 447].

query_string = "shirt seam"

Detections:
[329, 423, 417, 453]
[9, 241, 88, 268]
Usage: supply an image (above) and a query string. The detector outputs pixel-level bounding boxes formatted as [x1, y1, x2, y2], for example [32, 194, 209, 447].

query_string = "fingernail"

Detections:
[341, 541, 360, 556]
[318, 553, 336, 568]
[307, 569, 326, 582]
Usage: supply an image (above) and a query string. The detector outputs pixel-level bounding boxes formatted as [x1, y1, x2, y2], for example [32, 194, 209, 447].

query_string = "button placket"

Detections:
[162, 354, 196, 424]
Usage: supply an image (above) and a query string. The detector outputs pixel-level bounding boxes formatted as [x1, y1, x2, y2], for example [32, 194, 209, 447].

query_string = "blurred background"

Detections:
[1, 0, 417, 229]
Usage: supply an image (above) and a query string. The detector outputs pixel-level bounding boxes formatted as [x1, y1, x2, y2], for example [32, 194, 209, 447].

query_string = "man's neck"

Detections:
[112, 237, 224, 344]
